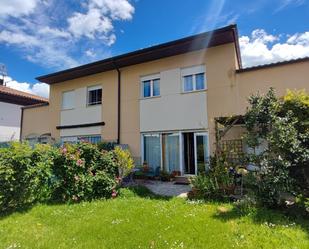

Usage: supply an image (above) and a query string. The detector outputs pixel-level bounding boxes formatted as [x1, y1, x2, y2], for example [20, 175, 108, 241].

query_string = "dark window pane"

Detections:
[88, 89, 102, 105]
[143, 80, 151, 97]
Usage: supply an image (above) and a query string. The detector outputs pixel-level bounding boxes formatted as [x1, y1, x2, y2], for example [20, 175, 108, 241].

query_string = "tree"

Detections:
[244, 88, 309, 207]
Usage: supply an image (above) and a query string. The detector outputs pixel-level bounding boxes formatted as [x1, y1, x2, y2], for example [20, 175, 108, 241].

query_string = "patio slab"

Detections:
[136, 180, 191, 198]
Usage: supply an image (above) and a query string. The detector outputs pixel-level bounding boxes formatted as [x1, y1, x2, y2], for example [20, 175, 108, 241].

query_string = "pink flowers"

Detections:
[61, 147, 67, 154]
[76, 159, 84, 167]
[112, 189, 117, 198]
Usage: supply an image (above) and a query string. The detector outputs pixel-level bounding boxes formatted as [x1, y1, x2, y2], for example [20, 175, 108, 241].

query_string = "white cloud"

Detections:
[240, 29, 309, 68]
[0, 0, 39, 18]
[90, 0, 135, 20]
[4, 76, 49, 98]
[0, 0, 135, 70]
[68, 8, 113, 39]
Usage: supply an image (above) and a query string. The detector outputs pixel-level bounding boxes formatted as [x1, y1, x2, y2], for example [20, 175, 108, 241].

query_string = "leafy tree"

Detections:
[244, 88, 309, 207]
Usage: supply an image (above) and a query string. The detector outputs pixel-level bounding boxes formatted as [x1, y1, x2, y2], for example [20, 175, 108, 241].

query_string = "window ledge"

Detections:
[87, 103, 102, 107]
[181, 89, 207, 94]
[140, 96, 161, 100]
[61, 108, 75, 111]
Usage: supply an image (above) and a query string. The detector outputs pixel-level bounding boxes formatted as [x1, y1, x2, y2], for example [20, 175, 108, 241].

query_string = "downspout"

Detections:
[19, 107, 24, 142]
[114, 62, 121, 145]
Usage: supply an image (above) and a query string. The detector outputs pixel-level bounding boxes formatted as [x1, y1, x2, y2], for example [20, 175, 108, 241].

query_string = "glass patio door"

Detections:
[162, 133, 180, 173]
[194, 132, 209, 174]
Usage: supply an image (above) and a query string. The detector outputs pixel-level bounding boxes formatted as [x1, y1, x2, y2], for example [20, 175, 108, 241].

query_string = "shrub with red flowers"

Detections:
[52, 142, 118, 202]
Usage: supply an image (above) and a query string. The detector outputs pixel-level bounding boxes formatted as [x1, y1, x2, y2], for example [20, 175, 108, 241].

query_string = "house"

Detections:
[0, 83, 48, 142]
[21, 24, 308, 175]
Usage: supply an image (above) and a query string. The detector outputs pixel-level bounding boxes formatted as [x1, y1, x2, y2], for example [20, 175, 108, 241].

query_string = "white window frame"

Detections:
[140, 74, 160, 98]
[62, 90, 75, 110]
[87, 85, 102, 106]
[181, 65, 206, 93]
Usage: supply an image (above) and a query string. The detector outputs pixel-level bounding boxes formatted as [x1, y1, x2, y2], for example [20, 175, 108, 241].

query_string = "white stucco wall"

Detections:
[140, 66, 208, 132]
[0, 101, 22, 141]
[60, 86, 102, 137]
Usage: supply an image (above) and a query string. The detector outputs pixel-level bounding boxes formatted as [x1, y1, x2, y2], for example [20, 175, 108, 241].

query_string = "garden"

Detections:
[0, 88, 308, 248]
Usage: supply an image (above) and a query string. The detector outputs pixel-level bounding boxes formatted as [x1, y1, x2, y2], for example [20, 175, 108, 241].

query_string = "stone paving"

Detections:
[136, 179, 191, 198]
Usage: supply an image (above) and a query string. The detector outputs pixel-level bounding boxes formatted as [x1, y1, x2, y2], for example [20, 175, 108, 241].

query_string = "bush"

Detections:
[189, 155, 235, 200]
[0, 143, 54, 212]
[52, 142, 118, 202]
[244, 88, 309, 207]
[97, 141, 117, 151]
[0, 141, 130, 212]
[113, 146, 134, 180]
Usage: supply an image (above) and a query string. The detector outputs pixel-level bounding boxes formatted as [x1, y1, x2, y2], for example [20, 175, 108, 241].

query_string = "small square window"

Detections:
[142, 78, 160, 98]
[88, 87, 102, 106]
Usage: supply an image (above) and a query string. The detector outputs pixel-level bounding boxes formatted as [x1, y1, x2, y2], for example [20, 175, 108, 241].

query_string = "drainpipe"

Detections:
[114, 63, 121, 145]
[19, 107, 24, 142]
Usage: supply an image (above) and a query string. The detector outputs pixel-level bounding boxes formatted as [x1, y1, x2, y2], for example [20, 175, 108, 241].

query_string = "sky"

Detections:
[0, 0, 308, 98]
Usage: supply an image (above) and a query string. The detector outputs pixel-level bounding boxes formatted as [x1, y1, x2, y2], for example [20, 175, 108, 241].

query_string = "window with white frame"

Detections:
[181, 65, 206, 92]
[61, 135, 101, 144]
[87, 85, 102, 106]
[62, 90, 75, 110]
[141, 74, 160, 98]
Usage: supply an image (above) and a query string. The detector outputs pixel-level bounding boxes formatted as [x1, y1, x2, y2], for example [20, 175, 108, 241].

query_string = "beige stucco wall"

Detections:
[22, 105, 51, 138]
[207, 59, 309, 154]
[236, 60, 309, 113]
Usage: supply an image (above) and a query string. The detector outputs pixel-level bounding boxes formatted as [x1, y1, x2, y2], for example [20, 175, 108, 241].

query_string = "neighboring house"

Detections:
[0, 84, 48, 142]
[21, 24, 308, 175]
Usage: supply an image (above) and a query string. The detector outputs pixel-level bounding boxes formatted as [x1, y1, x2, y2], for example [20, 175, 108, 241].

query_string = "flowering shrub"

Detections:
[0, 141, 128, 212]
[52, 142, 118, 202]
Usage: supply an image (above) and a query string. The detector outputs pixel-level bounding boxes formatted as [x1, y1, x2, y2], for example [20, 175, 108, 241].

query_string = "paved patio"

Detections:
[136, 179, 191, 198]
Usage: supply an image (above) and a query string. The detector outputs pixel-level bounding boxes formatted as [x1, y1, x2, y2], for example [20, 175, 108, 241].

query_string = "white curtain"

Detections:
[164, 134, 180, 172]
[144, 135, 161, 170]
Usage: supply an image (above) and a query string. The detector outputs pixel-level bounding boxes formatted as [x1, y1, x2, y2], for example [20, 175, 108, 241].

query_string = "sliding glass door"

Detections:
[194, 132, 209, 174]
[162, 133, 180, 173]
[143, 134, 161, 171]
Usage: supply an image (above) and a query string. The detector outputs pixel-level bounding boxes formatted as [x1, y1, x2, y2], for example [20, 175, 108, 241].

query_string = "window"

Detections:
[62, 90, 75, 110]
[181, 65, 206, 92]
[143, 134, 161, 170]
[61, 135, 102, 144]
[87, 86, 102, 106]
[142, 77, 160, 98]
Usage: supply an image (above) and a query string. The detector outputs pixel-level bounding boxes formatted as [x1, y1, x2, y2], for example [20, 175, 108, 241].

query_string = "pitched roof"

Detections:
[0, 85, 49, 106]
[236, 57, 309, 73]
[37, 24, 241, 84]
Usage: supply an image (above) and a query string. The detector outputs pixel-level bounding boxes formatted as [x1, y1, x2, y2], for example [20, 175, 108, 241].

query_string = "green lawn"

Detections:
[0, 187, 308, 249]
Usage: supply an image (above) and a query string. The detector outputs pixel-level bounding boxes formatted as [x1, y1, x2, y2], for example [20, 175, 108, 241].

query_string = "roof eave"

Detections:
[37, 24, 240, 84]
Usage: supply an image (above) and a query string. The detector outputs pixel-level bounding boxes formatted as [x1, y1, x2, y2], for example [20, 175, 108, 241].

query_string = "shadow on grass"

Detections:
[119, 185, 172, 201]
[0, 185, 170, 220]
[213, 204, 309, 237]
[0, 204, 34, 220]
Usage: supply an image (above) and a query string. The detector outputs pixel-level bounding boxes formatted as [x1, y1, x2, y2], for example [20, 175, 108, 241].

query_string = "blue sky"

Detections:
[0, 0, 308, 97]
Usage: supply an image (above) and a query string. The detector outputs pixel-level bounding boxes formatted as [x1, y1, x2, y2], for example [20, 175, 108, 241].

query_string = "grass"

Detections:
[0, 186, 308, 249]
